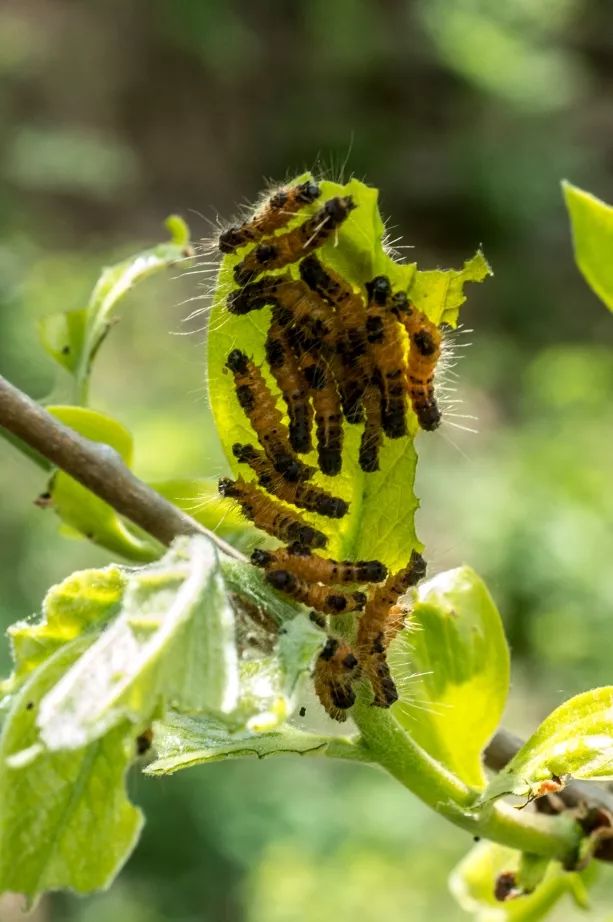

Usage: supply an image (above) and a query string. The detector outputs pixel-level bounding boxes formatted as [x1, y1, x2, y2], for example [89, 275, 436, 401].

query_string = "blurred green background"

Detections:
[2, 1, 613, 919]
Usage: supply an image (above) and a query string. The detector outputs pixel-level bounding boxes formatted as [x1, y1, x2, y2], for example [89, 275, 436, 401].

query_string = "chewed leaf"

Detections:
[2, 565, 125, 698]
[0, 639, 142, 900]
[484, 687, 613, 803]
[392, 566, 509, 789]
[207, 175, 489, 570]
[563, 181, 613, 312]
[449, 841, 594, 921]
[34, 536, 239, 751]
[39, 215, 191, 403]
[409, 250, 492, 327]
[45, 407, 160, 562]
[144, 710, 355, 775]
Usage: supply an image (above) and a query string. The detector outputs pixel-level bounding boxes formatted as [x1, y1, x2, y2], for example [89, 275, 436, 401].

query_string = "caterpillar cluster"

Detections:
[217, 178, 434, 721]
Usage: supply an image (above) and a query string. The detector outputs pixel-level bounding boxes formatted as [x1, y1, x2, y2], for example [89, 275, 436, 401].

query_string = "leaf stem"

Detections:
[351, 701, 582, 864]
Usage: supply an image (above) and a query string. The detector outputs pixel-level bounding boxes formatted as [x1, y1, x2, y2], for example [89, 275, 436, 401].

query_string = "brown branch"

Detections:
[0, 374, 245, 561]
[3, 374, 613, 833]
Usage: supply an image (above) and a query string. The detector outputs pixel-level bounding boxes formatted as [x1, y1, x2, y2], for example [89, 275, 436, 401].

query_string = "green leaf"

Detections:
[449, 841, 595, 922]
[408, 249, 492, 327]
[484, 686, 613, 802]
[391, 566, 509, 789]
[144, 710, 358, 775]
[34, 536, 239, 751]
[45, 406, 161, 562]
[0, 639, 142, 900]
[38, 308, 87, 374]
[38, 215, 192, 403]
[1, 565, 125, 698]
[563, 181, 613, 312]
[207, 175, 489, 570]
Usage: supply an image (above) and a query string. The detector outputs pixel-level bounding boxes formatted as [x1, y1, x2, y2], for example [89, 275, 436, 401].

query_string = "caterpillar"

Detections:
[392, 292, 442, 431]
[365, 276, 408, 440]
[234, 195, 355, 286]
[310, 363, 344, 476]
[359, 382, 384, 473]
[232, 443, 348, 518]
[218, 477, 327, 548]
[219, 179, 321, 253]
[299, 254, 371, 423]
[265, 569, 367, 615]
[313, 636, 361, 722]
[265, 311, 313, 454]
[251, 544, 387, 584]
[225, 349, 313, 482]
[357, 549, 427, 707]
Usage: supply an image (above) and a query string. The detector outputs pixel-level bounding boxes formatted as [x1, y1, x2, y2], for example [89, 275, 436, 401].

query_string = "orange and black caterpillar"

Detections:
[232, 443, 348, 519]
[313, 636, 361, 722]
[225, 349, 313, 482]
[266, 569, 367, 615]
[218, 477, 327, 549]
[365, 276, 408, 440]
[265, 311, 313, 454]
[310, 362, 344, 477]
[219, 179, 321, 253]
[299, 254, 370, 423]
[234, 195, 355, 286]
[392, 293, 442, 431]
[357, 549, 427, 707]
[251, 544, 387, 584]
[359, 382, 384, 473]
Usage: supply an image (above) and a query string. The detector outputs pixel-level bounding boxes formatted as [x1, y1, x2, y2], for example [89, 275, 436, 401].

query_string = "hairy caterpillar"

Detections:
[232, 443, 348, 518]
[219, 179, 321, 253]
[365, 276, 408, 439]
[265, 569, 367, 615]
[234, 195, 355, 286]
[313, 636, 361, 722]
[250, 544, 387, 584]
[218, 477, 327, 548]
[310, 364, 344, 476]
[359, 382, 384, 473]
[265, 312, 313, 454]
[392, 292, 442, 431]
[357, 550, 427, 706]
[225, 349, 313, 482]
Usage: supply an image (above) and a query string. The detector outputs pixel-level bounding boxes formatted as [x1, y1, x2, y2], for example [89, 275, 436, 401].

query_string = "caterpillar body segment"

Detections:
[234, 195, 355, 286]
[310, 367, 344, 476]
[250, 545, 387, 585]
[392, 293, 442, 432]
[265, 313, 313, 454]
[313, 636, 361, 721]
[359, 382, 384, 473]
[365, 276, 408, 440]
[218, 477, 327, 548]
[232, 443, 346, 518]
[225, 349, 312, 482]
[265, 569, 367, 615]
[219, 180, 321, 254]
